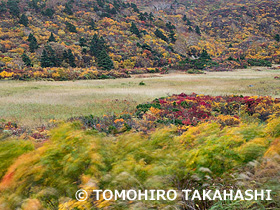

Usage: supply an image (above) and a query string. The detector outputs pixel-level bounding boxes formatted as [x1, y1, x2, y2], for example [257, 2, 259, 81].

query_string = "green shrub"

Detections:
[0, 139, 34, 179]
[247, 59, 272, 67]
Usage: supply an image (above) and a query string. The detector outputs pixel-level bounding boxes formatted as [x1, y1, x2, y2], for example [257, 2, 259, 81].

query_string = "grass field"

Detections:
[0, 68, 279, 127]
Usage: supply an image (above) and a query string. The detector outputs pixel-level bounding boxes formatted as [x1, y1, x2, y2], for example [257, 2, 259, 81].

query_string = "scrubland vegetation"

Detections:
[0, 100, 280, 209]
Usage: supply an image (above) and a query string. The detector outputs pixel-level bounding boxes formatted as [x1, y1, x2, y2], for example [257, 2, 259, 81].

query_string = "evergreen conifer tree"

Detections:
[200, 49, 211, 60]
[89, 19, 96, 30]
[138, 13, 146, 21]
[97, 49, 114, 70]
[79, 37, 87, 47]
[21, 53, 33, 67]
[43, 8, 55, 18]
[131, 3, 139, 13]
[155, 29, 169, 42]
[7, 0, 20, 17]
[63, 3, 73, 15]
[275, 34, 280, 42]
[19, 14, 29, 27]
[166, 22, 175, 30]
[148, 12, 154, 21]
[89, 34, 99, 57]
[67, 49, 76, 67]
[28, 33, 34, 42]
[82, 48, 87, 54]
[0, 1, 7, 13]
[65, 22, 77, 33]
[46, 45, 60, 66]
[40, 49, 52, 67]
[89, 35, 114, 70]
[169, 30, 176, 43]
[28, 34, 38, 53]
[195, 26, 201, 35]
[48, 32, 56, 42]
[130, 22, 140, 37]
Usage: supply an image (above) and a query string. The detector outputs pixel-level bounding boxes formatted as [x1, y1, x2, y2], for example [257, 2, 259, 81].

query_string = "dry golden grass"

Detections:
[0, 68, 279, 127]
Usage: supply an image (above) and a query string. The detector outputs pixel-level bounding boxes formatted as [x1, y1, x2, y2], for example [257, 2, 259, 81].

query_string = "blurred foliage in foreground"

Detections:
[0, 115, 280, 209]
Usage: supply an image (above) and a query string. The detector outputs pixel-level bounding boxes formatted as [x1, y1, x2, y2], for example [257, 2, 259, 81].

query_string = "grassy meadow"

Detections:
[1, 67, 280, 210]
[0, 68, 279, 127]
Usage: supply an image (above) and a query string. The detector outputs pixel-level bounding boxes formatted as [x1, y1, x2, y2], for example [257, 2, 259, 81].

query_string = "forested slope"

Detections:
[0, 0, 279, 79]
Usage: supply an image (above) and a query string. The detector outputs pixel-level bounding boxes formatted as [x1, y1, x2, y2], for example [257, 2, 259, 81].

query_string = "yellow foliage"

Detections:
[58, 30, 66, 36]
[122, 59, 135, 69]
[9, 48, 25, 54]
[0, 71, 14, 78]
[0, 57, 13, 63]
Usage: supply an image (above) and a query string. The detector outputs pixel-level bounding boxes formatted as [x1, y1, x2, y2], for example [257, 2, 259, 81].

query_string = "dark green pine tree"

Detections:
[195, 26, 201, 35]
[0, 1, 7, 13]
[21, 53, 33, 67]
[89, 34, 100, 57]
[169, 30, 176, 43]
[48, 32, 56, 42]
[275, 34, 280, 42]
[19, 14, 29, 27]
[89, 35, 113, 70]
[138, 13, 146, 21]
[40, 49, 53, 67]
[182, 14, 187, 22]
[186, 19, 191, 26]
[155, 29, 169, 42]
[63, 49, 76, 67]
[45, 45, 60, 67]
[97, 0, 104, 8]
[188, 26, 193, 32]
[28, 34, 38, 53]
[131, 3, 139, 13]
[130, 22, 140, 37]
[28, 0, 40, 11]
[200, 49, 211, 60]
[89, 34, 108, 57]
[63, 3, 73, 15]
[166, 22, 175, 31]
[148, 12, 154, 22]
[63, 50, 69, 61]
[43, 8, 55, 18]
[82, 48, 87, 54]
[97, 49, 114, 70]
[79, 37, 87, 47]
[89, 19, 96, 30]
[7, 0, 20, 17]
[27, 33, 35, 42]
[65, 21, 77, 33]
[98, 36, 107, 50]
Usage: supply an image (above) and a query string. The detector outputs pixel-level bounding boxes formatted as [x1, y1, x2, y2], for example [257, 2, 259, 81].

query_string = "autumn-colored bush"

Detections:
[0, 117, 280, 209]
[70, 93, 280, 136]
[136, 93, 280, 127]
[0, 119, 50, 140]
[0, 67, 130, 81]
[0, 139, 34, 179]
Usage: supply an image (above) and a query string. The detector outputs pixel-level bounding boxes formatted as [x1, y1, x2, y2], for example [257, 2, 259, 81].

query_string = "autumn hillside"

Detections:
[0, 0, 280, 80]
